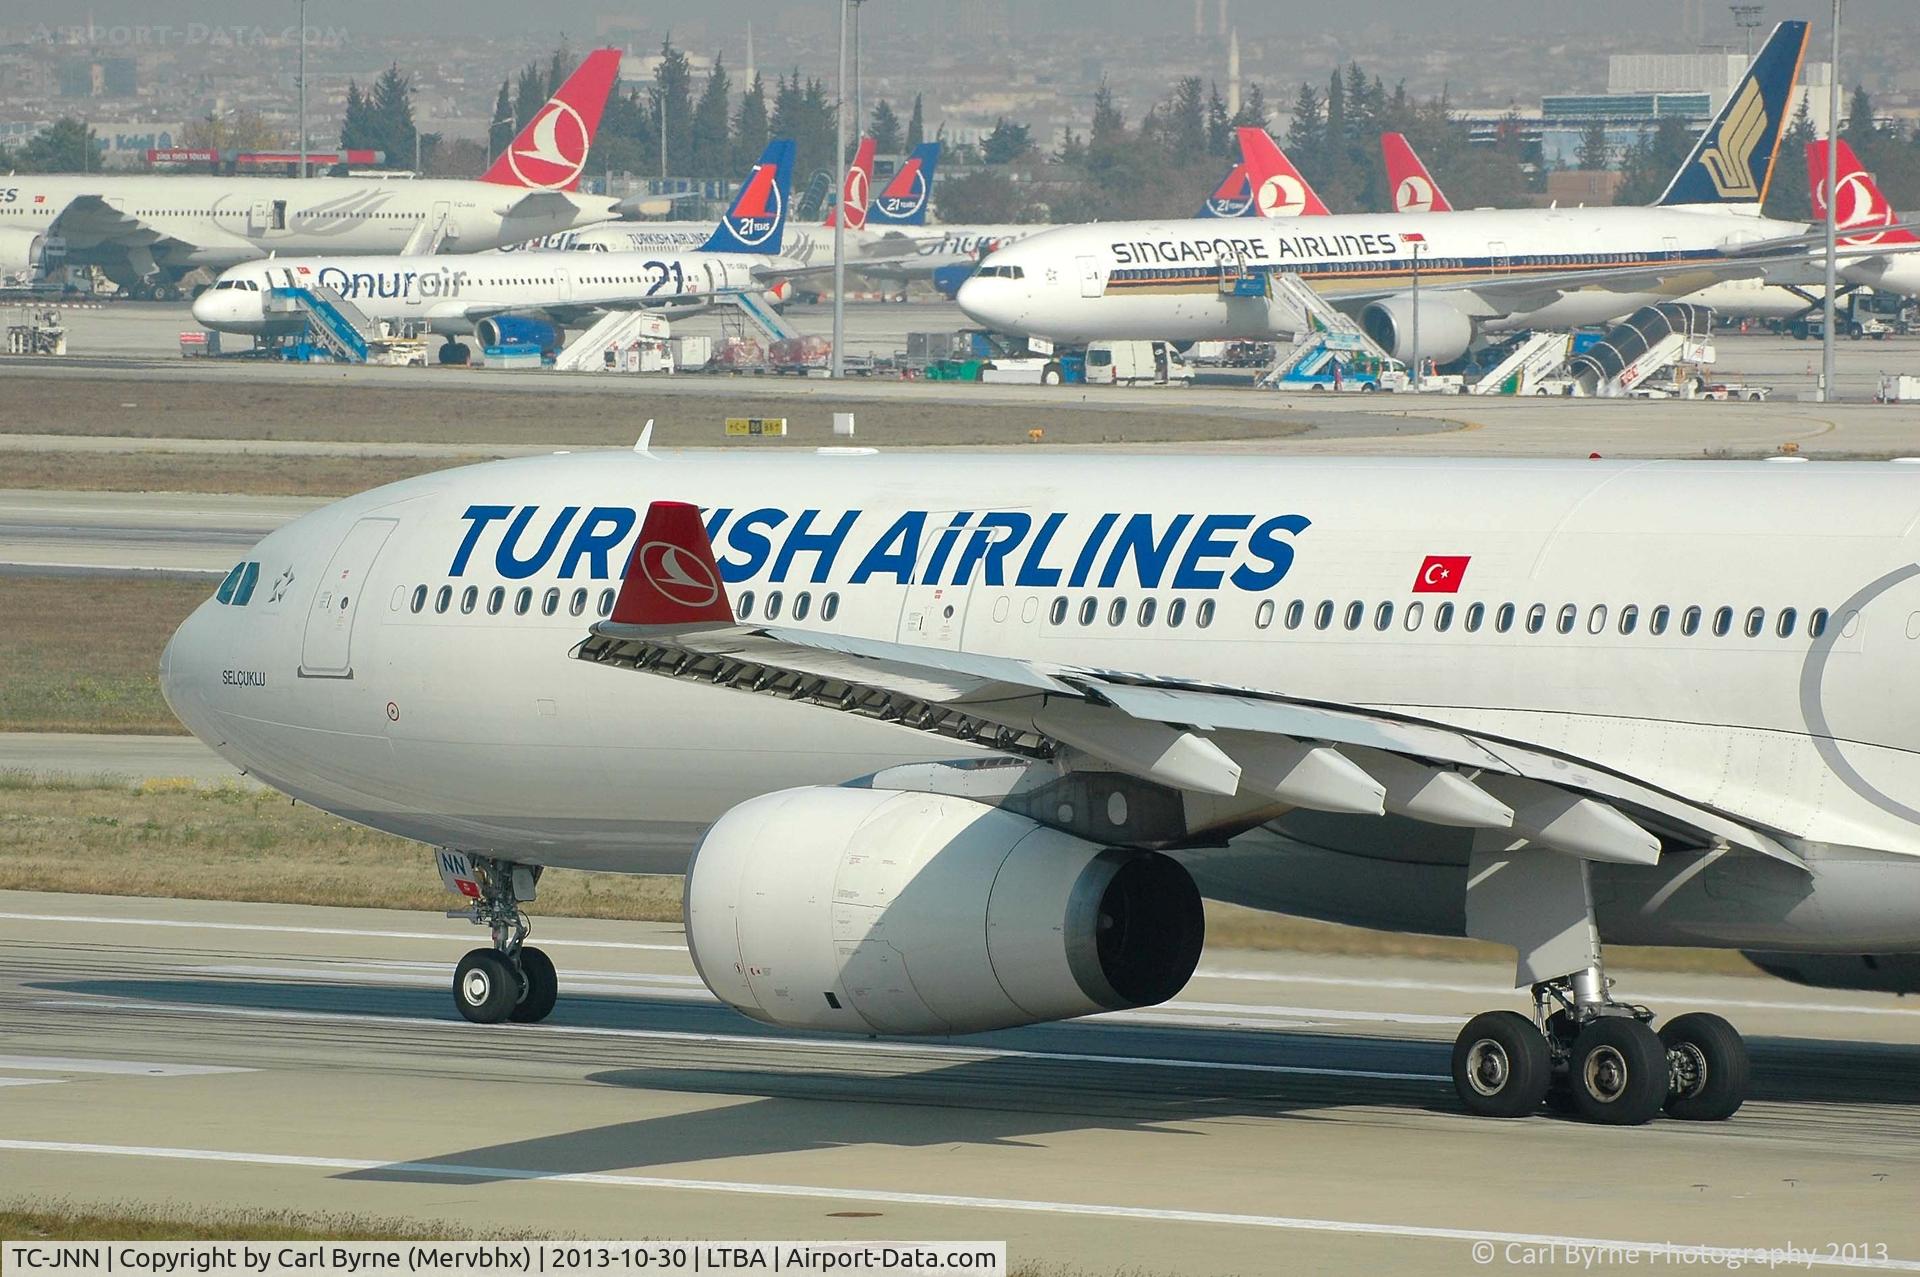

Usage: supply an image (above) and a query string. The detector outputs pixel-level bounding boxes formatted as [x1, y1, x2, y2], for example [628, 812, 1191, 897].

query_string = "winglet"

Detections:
[1381, 132, 1454, 213]
[610, 501, 734, 627]
[480, 48, 623, 191]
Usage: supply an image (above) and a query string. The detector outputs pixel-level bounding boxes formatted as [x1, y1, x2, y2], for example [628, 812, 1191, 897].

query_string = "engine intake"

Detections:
[476, 314, 563, 352]
[1359, 294, 1473, 365]
[685, 786, 1205, 1036]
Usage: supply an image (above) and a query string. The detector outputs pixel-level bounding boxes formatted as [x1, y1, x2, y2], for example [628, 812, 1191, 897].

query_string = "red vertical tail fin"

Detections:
[1234, 127, 1330, 217]
[825, 136, 876, 229]
[1808, 139, 1919, 245]
[1381, 133, 1454, 213]
[480, 48, 623, 191]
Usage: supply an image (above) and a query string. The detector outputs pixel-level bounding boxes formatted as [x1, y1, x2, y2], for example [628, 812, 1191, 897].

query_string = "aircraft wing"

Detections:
[573, 501, 1803, 873]
[47, 194, 195, 254]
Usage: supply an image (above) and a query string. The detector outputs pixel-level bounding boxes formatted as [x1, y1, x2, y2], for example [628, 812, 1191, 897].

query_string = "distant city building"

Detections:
[56, 57, 135, 98]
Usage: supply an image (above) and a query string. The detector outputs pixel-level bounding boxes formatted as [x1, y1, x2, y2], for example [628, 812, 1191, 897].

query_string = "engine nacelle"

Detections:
[686, 786, 1205, 1036]
[476, 315, 563, 351]
[1743, 951, 1920, 995]
[0, 226, 46, 278]
[1359, 294, 1474, 365]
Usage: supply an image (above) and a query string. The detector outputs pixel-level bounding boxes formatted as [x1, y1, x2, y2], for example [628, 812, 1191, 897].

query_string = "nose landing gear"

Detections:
[438, 851, 558, 1025]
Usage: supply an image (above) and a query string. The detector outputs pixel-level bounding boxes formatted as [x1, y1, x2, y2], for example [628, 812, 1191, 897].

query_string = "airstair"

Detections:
[1221, 259, 1391, 356]
[553, 310, 672, 372]
[728, 289, 800, 343]
[266, 285, 373, 362]
[400, 206, 456, 256]
[1569, 303, 1715, 397]
[1468, 330, 1574, 396]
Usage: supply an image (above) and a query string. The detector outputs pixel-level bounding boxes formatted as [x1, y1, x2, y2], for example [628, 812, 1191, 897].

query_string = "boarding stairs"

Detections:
[727, 289, 800, 343]
[1468, 330, 1574, 396]
[400, 206, 456, 256]
[266, 285, 373, 362]
[1569, 303, 1715, 398]
[553, 311, 666, 372]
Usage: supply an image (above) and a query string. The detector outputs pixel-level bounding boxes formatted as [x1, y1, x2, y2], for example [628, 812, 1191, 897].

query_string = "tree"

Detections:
[1765, 94, 1817, 221]
[869, 99, 901, 154]
[488, 79, 514, 159]
[1286, 83, 1323, 157]
[183, 107, 282, 153]
[1845, 84, 1875, 144]
[512, 61, 550, 137]
[1615, 116, 1694, 204]
[1575, 119, 1612, 171]
[1232, 82, 1270, 132]
[1053, 127, 1087, 167]
[935, 169, 1034, 222]
[340, 80, 370, 150]
[17, 117, 101, 172]
[1090, 81, 1125, 149]
[733, 72, 769, 162]
[652, 38, 696, 177]
[1205, 83, 1230, 155]
[906, 94, 925, 149]
[1169, 77, 1205, 156]
[367, 64, 418, 168]
[981, 118, 1033, 165]
[689, 53, 732, 177]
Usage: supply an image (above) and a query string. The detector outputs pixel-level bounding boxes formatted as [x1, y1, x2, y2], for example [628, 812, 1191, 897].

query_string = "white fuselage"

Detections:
[956, 206, 1824, 343]
[0, 174, 620, 282]
[500, 221, 916, 271]
[161, 452, 1920, 954]
[190, 248, 788, 337]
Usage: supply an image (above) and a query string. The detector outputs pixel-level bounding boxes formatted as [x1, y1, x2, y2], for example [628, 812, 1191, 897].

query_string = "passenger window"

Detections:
[1138, 598, 1158, 626]
[1712, 606, 1733, 637]
[234, 562, 259, 606]
[216, 563, 245, 605]
[793, 592, 811, 621]
[1374, 601, 1393, 631]
[410, 585, 427, 614]
[1809, 607, 1829, 638]
[435, 585, 453, 614]
[461, 586, 478, 614]
[570, 588, 588, 617]
[1314, 600, 1334, 630]
[1049, 596, 1068, 625]
[1495, 603, 1515, 633]
[737, 590, 756, 619]
[1255, 599, 1275, 629]
[1744, 607, 1764, 638]
[514, 587, 533, 616]
[1168, 598, 1187, 627]
[1405, 600, 1424, 631]
[1776, 607, 1797, 638]
[1343, 600, 1364, 631]
[766, 591, 784, 620]
[1196, 599, 1215, 628]
[1435, 602, 1454, 632]
[541, 588, 560, 617]
[1556, 604, 1576, 635]
[822, 592, 840, 621]
[1108, 598, 1128, 626]
[1078, 597, 1097, 626]
[1618, 605, 1638, 634]
[1284, 600, 1304, 630]
[1681, 606, 1702, 636]
[1587, 604, 1607, 634]
[1526, 604, 1546, 634]
[1650, 605, 1670, 635]
[488, 586, 505, 615]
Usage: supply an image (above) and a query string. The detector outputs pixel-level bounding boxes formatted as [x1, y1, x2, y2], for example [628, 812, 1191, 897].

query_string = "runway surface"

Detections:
[0, 732, 247, 785]
[4, 890, 1918, 1274]
[0, 488, 320, 574]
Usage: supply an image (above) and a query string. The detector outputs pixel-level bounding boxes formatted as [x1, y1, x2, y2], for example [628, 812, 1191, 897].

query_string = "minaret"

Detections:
[1192, 0, 1204, 38]
[1217, 0, 1229, 37]
[1227, 28, 1241, 118]
[745, 21, 756, 88]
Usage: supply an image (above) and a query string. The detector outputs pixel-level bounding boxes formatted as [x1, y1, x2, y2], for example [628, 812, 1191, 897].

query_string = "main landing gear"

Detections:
[439, 852, 558, 1025]
[1451, 961, 1750, 1125]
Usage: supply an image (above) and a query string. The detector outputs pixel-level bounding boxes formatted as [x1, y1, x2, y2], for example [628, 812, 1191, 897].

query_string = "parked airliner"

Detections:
[958, 22, 1837, 359]
[162, 446, 1920, 1127]
[0, 49, 627, 299]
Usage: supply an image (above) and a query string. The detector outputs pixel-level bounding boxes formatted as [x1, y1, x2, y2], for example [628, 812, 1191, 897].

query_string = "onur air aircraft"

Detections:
[1381, 128, 1819, 323]
[959, 21, 1841, 359]
[0, 49, 628, 300]
[164, 444, 1920, 1128]
[190, 141, 798, 358]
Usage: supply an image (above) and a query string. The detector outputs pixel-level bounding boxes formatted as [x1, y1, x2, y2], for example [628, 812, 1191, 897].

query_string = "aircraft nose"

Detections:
[956, 274, 1015, 331]
[189, 289, 224, 328]
[159, 596, 220, 740]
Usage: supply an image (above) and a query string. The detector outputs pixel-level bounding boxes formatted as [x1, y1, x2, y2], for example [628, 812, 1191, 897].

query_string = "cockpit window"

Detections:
[974, 265, 1024, 280]
[215, 563, 245, 604]
[232, 562, 259, 606]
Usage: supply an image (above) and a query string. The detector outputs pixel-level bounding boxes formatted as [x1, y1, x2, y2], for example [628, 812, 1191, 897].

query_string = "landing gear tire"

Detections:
[455, 948, 519, 1024]
[1451, 1010, 1551, 1118]
[1568, 1017, 1667, 1125]
[510, 946, 558, 1024]
[1659, 1012, 1749, 1121]
[1041, 362, 1063, 386]
[438, 341, 470, 366]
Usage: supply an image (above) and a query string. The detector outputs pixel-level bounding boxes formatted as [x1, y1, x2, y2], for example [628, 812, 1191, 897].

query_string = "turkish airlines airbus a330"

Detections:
[162, 447, 1920, 1127]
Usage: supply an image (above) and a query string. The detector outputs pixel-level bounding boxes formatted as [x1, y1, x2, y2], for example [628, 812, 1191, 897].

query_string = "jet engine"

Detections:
[0, 227, 46, 280]
[685, 785, 1205, 1036]
[1743, 951, 1920, 995]
[1359, 294, 1474, 365]
[476, 315, 564, 352]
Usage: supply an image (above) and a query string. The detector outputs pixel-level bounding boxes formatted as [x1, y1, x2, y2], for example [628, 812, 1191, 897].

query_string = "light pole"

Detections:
[851, 0, 865, 141]
[1730, 4, 1764, 58]
[1408, 233, 1423, 391]
[832, 0, 848, 378]
[1819, 0, 1840, 403]
[296, 0, 307, 177]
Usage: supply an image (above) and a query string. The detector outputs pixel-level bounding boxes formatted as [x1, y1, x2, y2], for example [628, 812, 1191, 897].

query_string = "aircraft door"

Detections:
[1662, 236, 1681, 261]
[1487, 241, 1510, 274]
[300, 517, 398, 678]
[896, 517, 975, 650]
[556, 267, 572, 302]
[703, 261, 718, 294]
[249, 200, 271, 235]
[1078, 255, 1103, 298]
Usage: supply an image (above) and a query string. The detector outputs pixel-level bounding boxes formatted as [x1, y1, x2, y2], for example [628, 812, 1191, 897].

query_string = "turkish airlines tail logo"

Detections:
[826, 135, 876, 230]
[1808, 139, 1920, 247]
[1699, 79, 1769, 200]
[1412, 555, 1470, 593]
[480, 47, 623, 191]
[1382, 132, 1454, 214]
[1237, 128, 1329, 217]
[610, 501, 735, 628]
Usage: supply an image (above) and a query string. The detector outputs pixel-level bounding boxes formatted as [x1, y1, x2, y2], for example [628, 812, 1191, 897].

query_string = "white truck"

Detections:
[1084, 340, 1194, 386]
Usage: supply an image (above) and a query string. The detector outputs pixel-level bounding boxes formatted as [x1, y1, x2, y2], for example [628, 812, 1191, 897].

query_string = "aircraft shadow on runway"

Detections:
[37, 973, 1920, 1184]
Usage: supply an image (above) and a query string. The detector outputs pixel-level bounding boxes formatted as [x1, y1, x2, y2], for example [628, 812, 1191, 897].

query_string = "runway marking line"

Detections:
[0, 1054, 250, 1077]
[35, 998, 1448, 1084]
[12, 909, 1920, 1019]
[0, 1138, 1914, 1270]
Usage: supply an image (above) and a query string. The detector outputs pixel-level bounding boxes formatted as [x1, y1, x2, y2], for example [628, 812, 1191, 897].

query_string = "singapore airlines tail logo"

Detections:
[1699, 79, 1768, 200]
